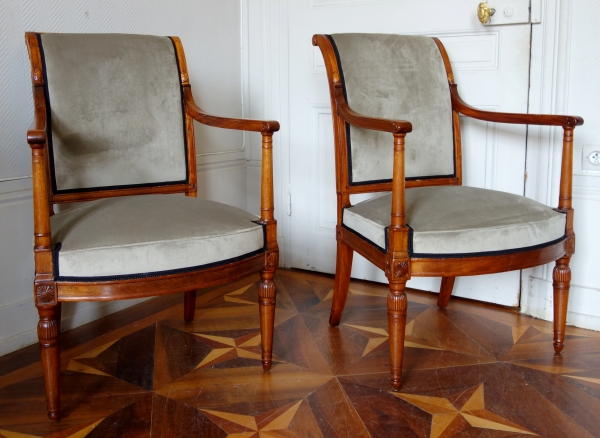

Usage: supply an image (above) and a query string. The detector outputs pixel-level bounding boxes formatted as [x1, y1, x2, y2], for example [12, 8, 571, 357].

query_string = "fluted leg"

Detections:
[437, 277, 455, 308]
[329, 239, 353, 326]
[258, 270, 277, 370]
[38, 305, 60, 421]
[388, 281, 408, 390]
[553, 257, 571, 354]
[183, 290, 197, 322]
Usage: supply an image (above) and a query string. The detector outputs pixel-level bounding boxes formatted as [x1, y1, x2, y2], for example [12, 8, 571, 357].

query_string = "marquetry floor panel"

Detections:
[1, 269, 600, 437]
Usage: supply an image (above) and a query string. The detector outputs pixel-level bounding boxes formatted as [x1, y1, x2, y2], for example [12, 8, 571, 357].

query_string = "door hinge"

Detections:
[287, 192, 292, 216]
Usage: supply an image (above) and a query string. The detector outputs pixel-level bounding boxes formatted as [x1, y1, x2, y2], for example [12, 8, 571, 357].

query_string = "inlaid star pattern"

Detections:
[393, 383, 536, 437]
[344, 320, 444, 357]
[324, 288, 386, 301]
[201, 400, 304, 437]
[223, 285, 258, 306]
[193, 331, 281, 369]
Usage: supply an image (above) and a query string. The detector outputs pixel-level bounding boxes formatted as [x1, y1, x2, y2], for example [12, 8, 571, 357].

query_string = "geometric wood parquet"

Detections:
[0, 269, 599, 437]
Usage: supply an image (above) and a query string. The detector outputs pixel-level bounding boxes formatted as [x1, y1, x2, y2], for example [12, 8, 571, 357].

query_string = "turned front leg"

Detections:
[552, 256, 571, 354]
[37, 305, 61, 420]
[258, 270, 277, 370]
[388, 281, 408, 390]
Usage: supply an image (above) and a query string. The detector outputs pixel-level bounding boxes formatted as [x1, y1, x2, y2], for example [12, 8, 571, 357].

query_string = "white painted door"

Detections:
[288, 0, 535, 306]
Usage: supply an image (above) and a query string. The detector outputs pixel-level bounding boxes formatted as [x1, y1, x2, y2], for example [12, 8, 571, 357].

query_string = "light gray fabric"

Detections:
[330, 34, 454, 184]
[40, 34, 187, 191]
[51, 195, 264, 278]
[342, 187, 566, 255]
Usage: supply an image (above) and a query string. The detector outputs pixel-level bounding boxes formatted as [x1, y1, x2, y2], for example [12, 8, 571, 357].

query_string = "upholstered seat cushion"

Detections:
[343, 186, 566, 256]
[51, 195, 264, 280]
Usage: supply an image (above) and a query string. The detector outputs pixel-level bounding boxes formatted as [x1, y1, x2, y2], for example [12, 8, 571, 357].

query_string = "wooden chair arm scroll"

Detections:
[182, 91, 279, 227]
[184, 96, 279, 134]
[451, 83, 583, 215]
[451, 85, 583, 128]
[335, 93, 412, 134]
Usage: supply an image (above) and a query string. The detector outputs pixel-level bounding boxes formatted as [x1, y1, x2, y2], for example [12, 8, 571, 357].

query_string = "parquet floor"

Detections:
[1, 269, 600, 437]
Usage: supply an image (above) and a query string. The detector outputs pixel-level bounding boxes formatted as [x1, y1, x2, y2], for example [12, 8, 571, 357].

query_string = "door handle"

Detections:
[477, 1, 496, 24]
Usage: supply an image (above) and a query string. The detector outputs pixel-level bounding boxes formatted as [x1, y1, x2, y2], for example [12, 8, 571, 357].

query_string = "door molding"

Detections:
[523, 0, 574, 319]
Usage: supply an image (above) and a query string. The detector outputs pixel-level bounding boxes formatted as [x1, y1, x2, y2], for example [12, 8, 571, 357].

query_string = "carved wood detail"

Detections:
[37, 318, 59, 341]
[266, 252, 279, 269]
[36, 284, 55, 304]
[258, 279, 277, 300]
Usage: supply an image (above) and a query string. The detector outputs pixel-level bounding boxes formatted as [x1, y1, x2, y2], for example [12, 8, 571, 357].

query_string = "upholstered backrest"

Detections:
[328, 34, 455, 185]
[38, 33, 187, 193]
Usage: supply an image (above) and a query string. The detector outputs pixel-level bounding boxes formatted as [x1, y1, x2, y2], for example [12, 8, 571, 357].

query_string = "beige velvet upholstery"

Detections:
[343, 186, 566, 255]
[329, 34, 454, 184]
[39, 33, 187, 192]
[51, 195, 264, 279]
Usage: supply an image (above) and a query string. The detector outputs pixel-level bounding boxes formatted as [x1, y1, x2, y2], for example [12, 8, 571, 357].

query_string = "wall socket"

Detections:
[582, 144, 600, 172]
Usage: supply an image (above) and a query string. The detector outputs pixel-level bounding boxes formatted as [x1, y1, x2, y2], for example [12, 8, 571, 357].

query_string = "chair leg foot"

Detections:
[388, 281, 407, 391]
[37, 305, 60, 421]
[552, 257, 571, 354]
[437, 277, 455, 308]
[258, 270, 277, 371]
[183, 290, 197, 322]
[329, 239, 353, 326]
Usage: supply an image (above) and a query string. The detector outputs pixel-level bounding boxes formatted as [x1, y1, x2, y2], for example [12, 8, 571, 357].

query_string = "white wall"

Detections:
[0, 0, 248, 355]
[523, 0, 600, 331]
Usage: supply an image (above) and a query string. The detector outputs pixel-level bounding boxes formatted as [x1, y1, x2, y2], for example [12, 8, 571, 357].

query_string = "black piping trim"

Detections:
[326, 34, 457, 187]
[411, 235, 567, 259]
[54, 222, 267, 283]
[51, 242, 61, 279]
[55, 248, 266, 283]
[37, 34, 189, 196]
[343, 208, 566, 260]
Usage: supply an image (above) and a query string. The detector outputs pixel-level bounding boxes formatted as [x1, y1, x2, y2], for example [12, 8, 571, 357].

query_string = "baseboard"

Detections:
[527, 276, 600, 331]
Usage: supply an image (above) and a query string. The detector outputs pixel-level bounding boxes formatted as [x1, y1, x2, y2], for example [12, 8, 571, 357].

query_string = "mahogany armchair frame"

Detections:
[25, 33, 280, 420]
[313, 34, 583, 390]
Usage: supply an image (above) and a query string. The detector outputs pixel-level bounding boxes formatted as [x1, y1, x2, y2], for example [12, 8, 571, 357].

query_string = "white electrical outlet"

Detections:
[582, 145, 600, 172]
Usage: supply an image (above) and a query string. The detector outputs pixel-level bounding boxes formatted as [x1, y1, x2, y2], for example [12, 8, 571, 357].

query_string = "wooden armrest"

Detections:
[337, 100, 413, 134]
[334, 86, 411, 134]
[451, 85, 583, 128]
[27, 118, 46, 145]
[186, 100, 280, 134]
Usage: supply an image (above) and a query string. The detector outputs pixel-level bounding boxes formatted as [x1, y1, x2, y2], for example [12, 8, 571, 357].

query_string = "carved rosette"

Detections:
[35, 284, 55, 304]
[266, 252, 279, 269]
[258, 279, 277, 300]
[385, 260, 410, 281]
[566, 237, 576, 255]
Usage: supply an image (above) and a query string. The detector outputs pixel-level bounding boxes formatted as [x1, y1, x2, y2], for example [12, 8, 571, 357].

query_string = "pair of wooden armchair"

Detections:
[25, 32, 581, 420]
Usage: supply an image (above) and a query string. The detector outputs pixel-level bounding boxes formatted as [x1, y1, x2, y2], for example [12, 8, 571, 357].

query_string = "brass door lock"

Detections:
[477, 1, 496, 24]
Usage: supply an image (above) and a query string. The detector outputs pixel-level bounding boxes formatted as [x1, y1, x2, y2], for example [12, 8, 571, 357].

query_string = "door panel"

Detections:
[289, 0, 532, 306]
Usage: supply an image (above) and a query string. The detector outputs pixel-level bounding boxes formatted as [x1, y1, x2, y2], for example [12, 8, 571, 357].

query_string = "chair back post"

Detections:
[25, 32, 56, 301]
[171, 37, 198, 197]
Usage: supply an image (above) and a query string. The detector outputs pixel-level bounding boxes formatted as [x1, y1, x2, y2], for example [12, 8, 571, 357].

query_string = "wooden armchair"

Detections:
[25, 33, 279, 420]
[313, 33, 583, 390]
